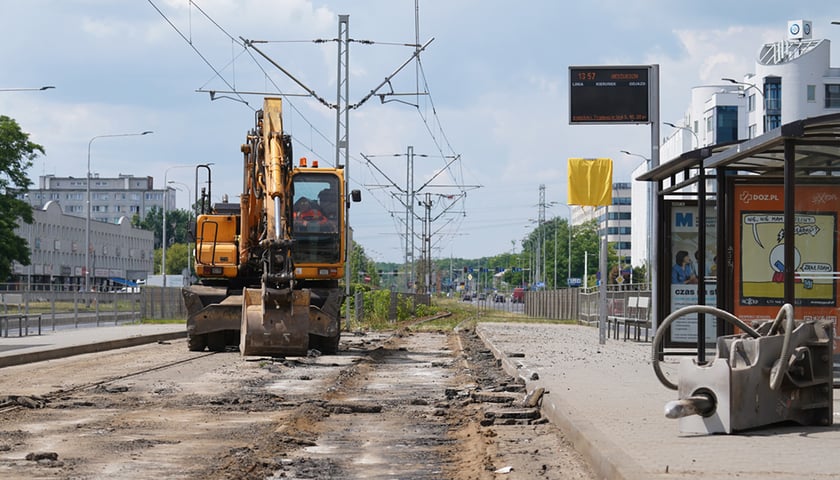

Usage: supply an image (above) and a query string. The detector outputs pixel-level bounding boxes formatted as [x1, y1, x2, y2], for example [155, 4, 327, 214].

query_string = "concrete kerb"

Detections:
[0, 331, 187, 368]
[474, 326, 647, 480]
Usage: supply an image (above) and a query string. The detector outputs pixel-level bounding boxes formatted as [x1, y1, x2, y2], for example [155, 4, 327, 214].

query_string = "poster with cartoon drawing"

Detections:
[740, 212, 836, 306]
[733, 185, 838, 328]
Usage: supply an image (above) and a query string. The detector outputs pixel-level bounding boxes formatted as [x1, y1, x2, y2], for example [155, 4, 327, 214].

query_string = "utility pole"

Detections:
[362, 149, 475, 293]
[243, 16, 434, 323]
[536, 184, 546, 287]
[407, 146, 416, 292]
[335, 15, 353, 328]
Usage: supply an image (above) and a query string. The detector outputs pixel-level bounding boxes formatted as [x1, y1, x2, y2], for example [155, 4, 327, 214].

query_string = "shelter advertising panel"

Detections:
[733, 185, 839, 329]
[668, 203, 717, 344]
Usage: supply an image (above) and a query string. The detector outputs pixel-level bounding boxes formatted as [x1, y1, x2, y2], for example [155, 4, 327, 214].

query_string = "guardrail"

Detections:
[0, 284, 186, 326]
[1, 313, 42, 337]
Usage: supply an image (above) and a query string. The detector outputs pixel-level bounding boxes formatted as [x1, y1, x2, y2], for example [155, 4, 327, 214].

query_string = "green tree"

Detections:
[0, 116, 44, 281]
[151, 243, 190, 275]
[164, 243, 189, 275]
[132, 207, 192, 249]
[348, 241, 379, 288]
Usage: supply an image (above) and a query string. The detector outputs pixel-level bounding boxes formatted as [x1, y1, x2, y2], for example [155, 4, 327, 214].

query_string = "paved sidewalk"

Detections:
[0, 323, 186, 367]
[476, 322, 840, 480]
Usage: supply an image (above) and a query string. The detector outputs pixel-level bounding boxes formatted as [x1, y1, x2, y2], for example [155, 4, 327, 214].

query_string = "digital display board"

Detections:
[569, 66, 651, 124]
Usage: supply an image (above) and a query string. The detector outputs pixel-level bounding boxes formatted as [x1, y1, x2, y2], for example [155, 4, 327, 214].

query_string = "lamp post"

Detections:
[664, 121, 699, 149]
[0, 86, 55, 92]
[161, 164, 196, 287]
[85, 131, 152, 295]
[621, 150, 652, 287]
[551, 204, 572, 288]
[168, 180, 193, 284]
[721, 77, 764, 97]
[723, 77, 767, 134]
[24, 194, 34, 315]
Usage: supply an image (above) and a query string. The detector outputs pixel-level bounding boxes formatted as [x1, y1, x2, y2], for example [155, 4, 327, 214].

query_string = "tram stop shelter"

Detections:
[638, 113, 840, 363]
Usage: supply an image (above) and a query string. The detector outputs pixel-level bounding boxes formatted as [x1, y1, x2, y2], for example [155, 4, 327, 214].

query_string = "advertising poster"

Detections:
[733, 185, 838, 331]
[668, 204, 717, 344]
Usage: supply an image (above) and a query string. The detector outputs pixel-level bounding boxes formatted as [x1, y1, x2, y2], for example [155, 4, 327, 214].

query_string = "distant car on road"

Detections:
[462, 293, 472, 301]
[478, 293, 486, 301]
[493, 293, 506, 303]
[511, 287, 525, 304]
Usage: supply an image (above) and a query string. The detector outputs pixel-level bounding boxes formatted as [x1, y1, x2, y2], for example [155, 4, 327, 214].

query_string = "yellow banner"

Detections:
[567, 158, 613, 207]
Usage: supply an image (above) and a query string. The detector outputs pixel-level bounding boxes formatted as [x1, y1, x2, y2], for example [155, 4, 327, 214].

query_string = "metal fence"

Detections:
[470, 283, 651, 326]
[0, 283, 187, 336]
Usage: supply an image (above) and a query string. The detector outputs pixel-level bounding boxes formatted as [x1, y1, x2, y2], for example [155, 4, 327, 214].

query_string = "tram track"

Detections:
[0, 324, 596, 479]
[0, 350, 218, 414]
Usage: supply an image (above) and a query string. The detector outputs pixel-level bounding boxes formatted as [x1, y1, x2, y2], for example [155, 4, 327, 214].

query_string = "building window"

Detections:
[807, 85, 816, 103]
[748, 124, 757, 139]
[764, 78, 781, 113]
[748, 93, 756, 112]
[715, 105, 738, 143]
[825, 84, 840, 108]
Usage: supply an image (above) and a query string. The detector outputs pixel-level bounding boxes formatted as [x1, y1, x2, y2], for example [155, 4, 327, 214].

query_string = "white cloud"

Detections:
[4, 1, 840, 263]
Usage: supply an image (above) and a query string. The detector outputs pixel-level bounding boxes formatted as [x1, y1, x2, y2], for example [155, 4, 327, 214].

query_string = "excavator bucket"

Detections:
[241, 285, 311, 357]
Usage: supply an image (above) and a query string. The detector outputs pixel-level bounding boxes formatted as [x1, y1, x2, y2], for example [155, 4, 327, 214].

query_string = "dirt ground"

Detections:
[0, 327, 597, 479]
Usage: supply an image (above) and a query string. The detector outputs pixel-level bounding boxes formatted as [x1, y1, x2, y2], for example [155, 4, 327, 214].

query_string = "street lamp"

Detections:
[621, 150, 653, 286]
[721, 77, 764, 97]
[168, 180, 193, 284]
[24, 194, 34, 315]
[85, 131, 153, 295]
[0, 85, 55, 92]
[550, 204, 573, 288]
[664, 122, 699, 148]
[161, 164, 197, 287]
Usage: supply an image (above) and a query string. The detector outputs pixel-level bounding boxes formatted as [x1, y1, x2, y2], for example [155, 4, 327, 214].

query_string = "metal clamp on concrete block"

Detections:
[653, 304, 833, 434]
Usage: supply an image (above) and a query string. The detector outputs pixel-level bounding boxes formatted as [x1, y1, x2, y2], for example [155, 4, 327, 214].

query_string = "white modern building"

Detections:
[631, 20, 840, 271]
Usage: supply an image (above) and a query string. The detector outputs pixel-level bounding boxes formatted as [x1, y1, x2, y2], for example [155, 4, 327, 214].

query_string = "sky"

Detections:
[3, 1, 840, 264]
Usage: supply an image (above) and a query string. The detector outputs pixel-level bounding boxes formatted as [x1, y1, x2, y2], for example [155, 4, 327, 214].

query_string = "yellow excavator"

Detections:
[182, 97, 359, 356]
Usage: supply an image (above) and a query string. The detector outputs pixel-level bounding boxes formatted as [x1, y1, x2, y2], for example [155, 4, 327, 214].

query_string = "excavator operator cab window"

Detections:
[292, 173, 341, 263]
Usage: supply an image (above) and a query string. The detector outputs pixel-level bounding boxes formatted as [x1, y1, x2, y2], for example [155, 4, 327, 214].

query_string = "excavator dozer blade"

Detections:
[241, 286, 311, 357]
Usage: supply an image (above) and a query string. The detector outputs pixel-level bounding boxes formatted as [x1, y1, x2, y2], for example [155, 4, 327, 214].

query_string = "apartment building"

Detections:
[29, 174, 174, 224]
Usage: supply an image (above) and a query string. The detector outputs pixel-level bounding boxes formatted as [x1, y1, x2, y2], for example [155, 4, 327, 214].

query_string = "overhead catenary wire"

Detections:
[147, 0, 469, 262]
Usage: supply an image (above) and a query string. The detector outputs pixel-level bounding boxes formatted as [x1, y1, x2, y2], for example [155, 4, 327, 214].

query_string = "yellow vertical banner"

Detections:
[567, 158, 613, 207]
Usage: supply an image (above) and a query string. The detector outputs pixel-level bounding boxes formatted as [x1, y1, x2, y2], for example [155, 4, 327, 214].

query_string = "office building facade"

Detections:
[631, 20, 840, 271]
[11, 201, 154, 290]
